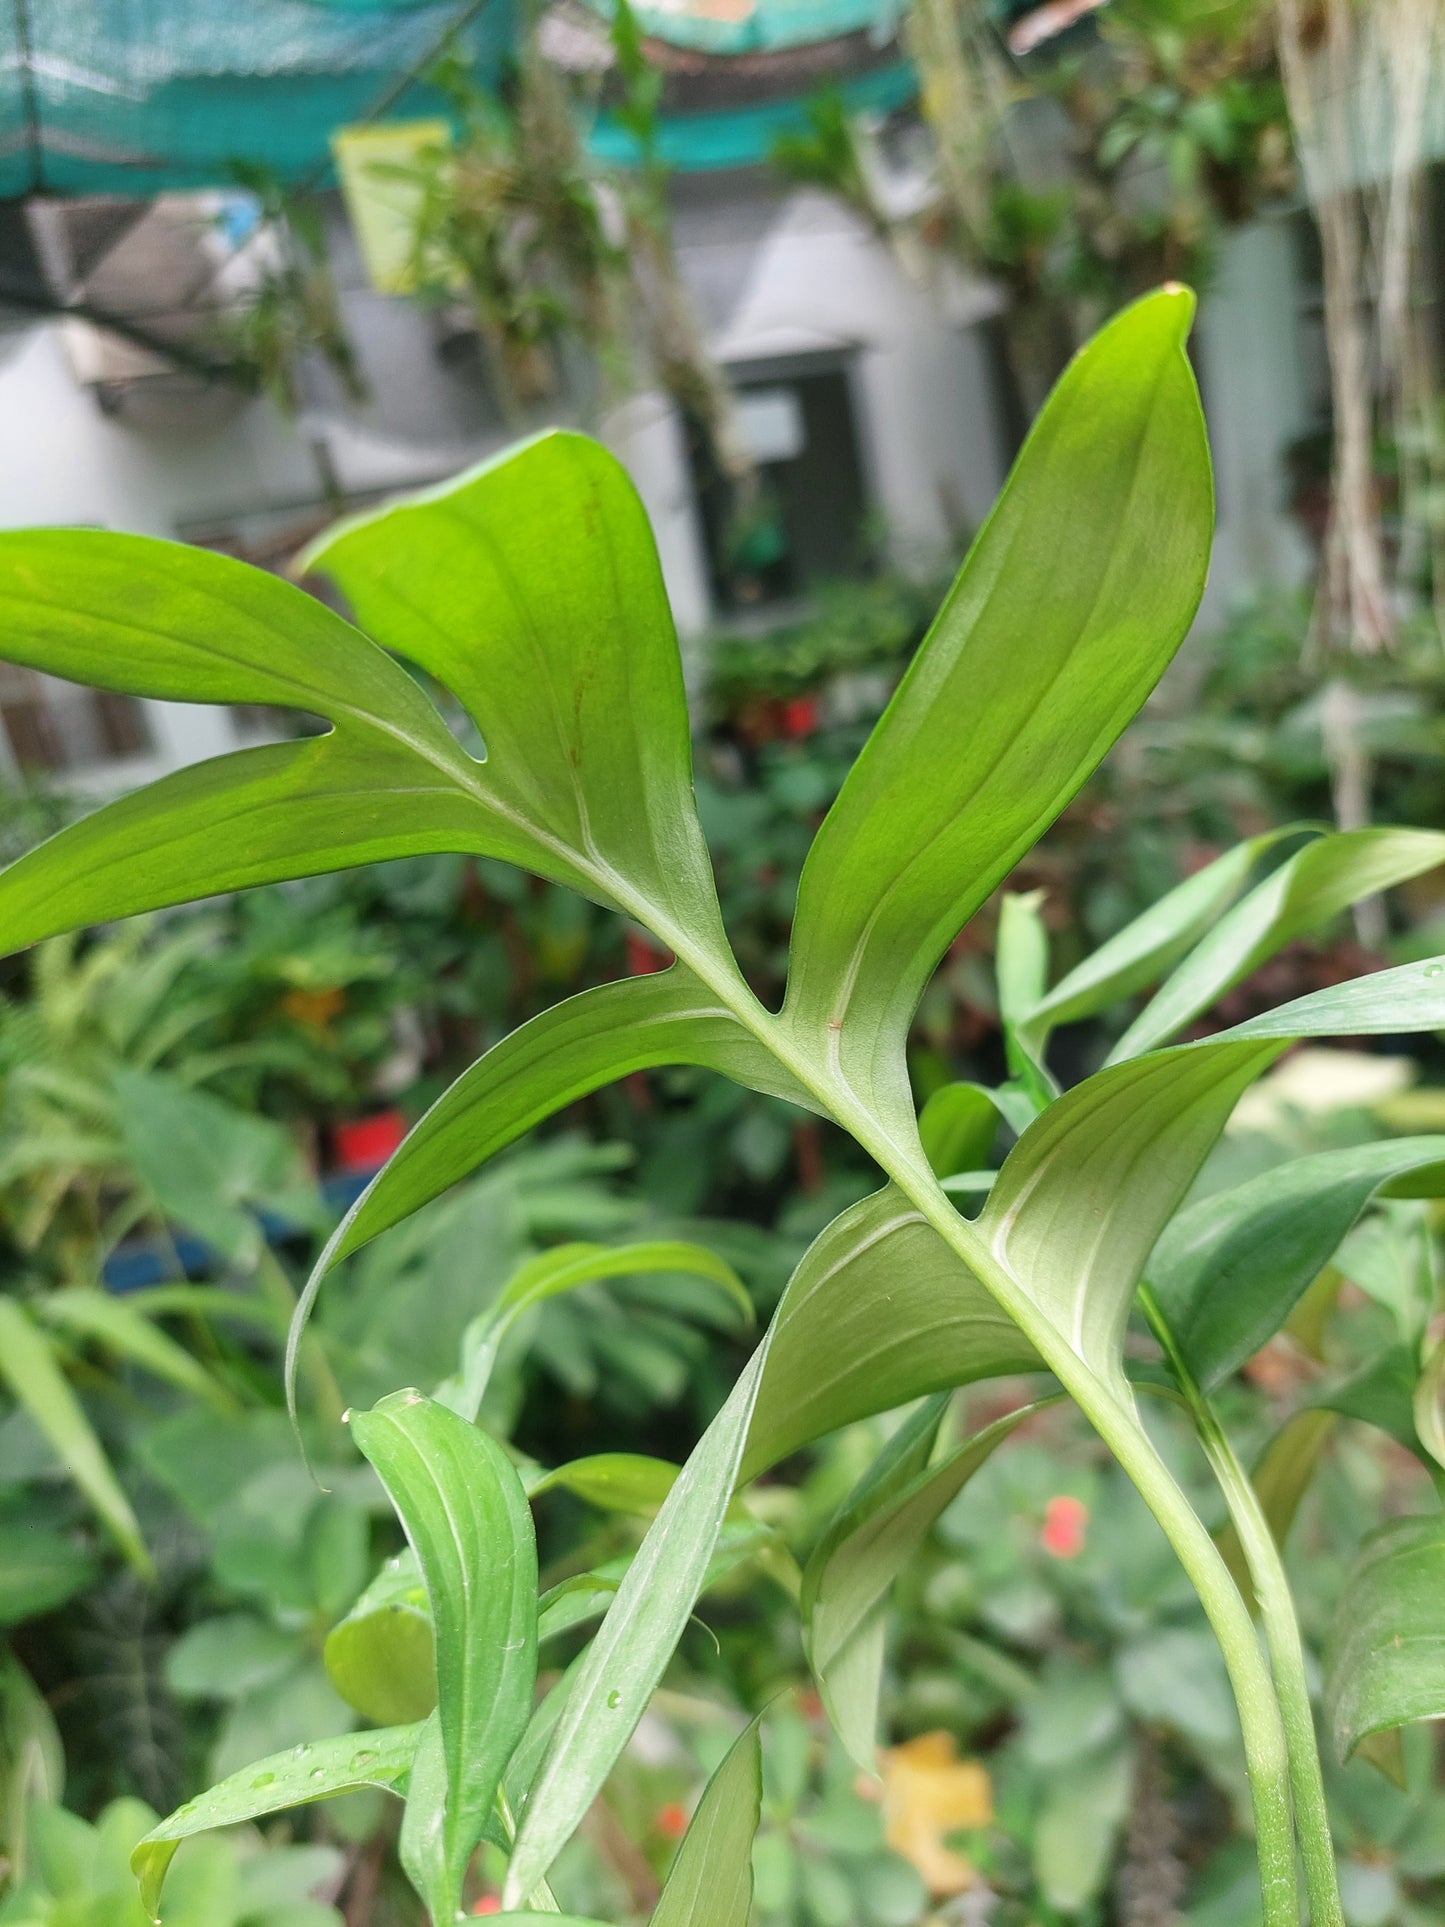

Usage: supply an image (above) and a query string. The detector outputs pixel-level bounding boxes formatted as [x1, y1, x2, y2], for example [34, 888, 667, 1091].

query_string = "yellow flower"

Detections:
[880, 1731, 993, 1897]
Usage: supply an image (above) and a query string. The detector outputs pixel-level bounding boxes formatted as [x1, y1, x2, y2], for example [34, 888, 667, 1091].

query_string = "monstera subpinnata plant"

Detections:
[3, 287, 1445, 1924]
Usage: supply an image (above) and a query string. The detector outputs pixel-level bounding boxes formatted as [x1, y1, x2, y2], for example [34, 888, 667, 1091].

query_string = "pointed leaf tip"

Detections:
[782, 282, 1212, 1134]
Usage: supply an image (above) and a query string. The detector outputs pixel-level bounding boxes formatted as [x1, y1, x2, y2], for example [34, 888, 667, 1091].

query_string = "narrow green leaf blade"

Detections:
[0, 1299, 150, 1576]
[1022, 827, 1302, 1045]
[805, 1403, 1049, 1766]
[32, 1288, 235, 1411]
[1217, 1410, 1337, 1605]
[131, 1724, 420, 1920]
[650, 1717, 764, 1927]
[351, 1391, 538, 1921]
[1111, 827, 1445, 1061]
[1326, 1515, 1445, 1766]
[302, 430, 734, 968]
[979, 957, 1445, 1383]
[503, 1342, 770, 1907]
[1151, 1138, 1445, 1388]
[997, 891, 1049, 1034]
[494, 1241, 752, 1333]
[742, 1187, 1040, 1479]
[808, 1402, 1051, 1678]
[798, 1396, 947, 1770]
[289, 970, 802, 1414]
[530, 1454, 682, 1516]
[783, 288, 1212, 1133]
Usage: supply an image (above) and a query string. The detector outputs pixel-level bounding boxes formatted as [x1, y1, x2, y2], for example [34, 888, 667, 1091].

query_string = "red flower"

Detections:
[781, 695, 819, 739]
[656, 1800, 690, 1839]
[1040, 1494, 1088, 1559]
[626, 930, 669, 976]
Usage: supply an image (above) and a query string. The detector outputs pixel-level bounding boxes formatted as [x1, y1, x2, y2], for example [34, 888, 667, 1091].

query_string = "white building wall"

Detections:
[0, 181, 1313, 785]
[1196, 213, 1316, 622]
[694, 187, 1007, 562]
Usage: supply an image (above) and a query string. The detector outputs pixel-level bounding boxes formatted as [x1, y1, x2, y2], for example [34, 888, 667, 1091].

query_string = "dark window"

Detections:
[0, 665, 151, 775]
[689, 354, 874, 615]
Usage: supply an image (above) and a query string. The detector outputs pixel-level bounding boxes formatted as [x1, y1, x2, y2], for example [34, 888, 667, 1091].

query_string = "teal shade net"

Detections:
[591, 63, 914, 171]
[617, 0, 903, 56]
[0, 0, 511, 196]
[0, 0, 917, 197]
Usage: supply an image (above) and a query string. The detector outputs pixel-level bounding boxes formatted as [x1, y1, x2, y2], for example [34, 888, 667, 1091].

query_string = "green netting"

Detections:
[0, 0, 917, 196]
[0, 0, 511, 197]
[590, 63, 915, 171]
[619, 0, 903, 57]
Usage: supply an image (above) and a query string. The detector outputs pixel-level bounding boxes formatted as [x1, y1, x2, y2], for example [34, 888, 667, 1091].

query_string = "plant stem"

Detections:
[636, 921, 1302, 1927]
[905, 1178, 1300, 1927]
[1141, 1285, 1343, 1927]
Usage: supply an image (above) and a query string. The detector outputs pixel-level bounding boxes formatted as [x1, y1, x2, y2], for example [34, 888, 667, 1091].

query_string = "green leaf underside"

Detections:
[1109, 827, 1445, 1062]
[0, 531, 496, 952]
[1326, 1515, 1445, 1765]
[0, 1298, 150, 1576]
[503, 1341, 769, 1908]
[1151, 1138, 1445, 1388]
[741, 1188, 1039, 1480]
[783, 289, 1212, 1136]
[747, 956, 1445, 1483]
[303, 429, 732, 964]
[650, 1718, 763, 1927]
[289, 970, 803, 1412]
[131, 1723, 421, 1919]
[0, 433, 742, 1001]
[324, 1554, 436, 1727]
[978, 958, 1445, 1387]
[351, 1392, 537, 1923]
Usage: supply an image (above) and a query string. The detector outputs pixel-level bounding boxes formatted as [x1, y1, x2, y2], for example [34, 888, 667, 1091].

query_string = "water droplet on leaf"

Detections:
[1427, 964, 1443, 978]
[606, 1690, 622, 1709]
[250, 1772, 276, 1788]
